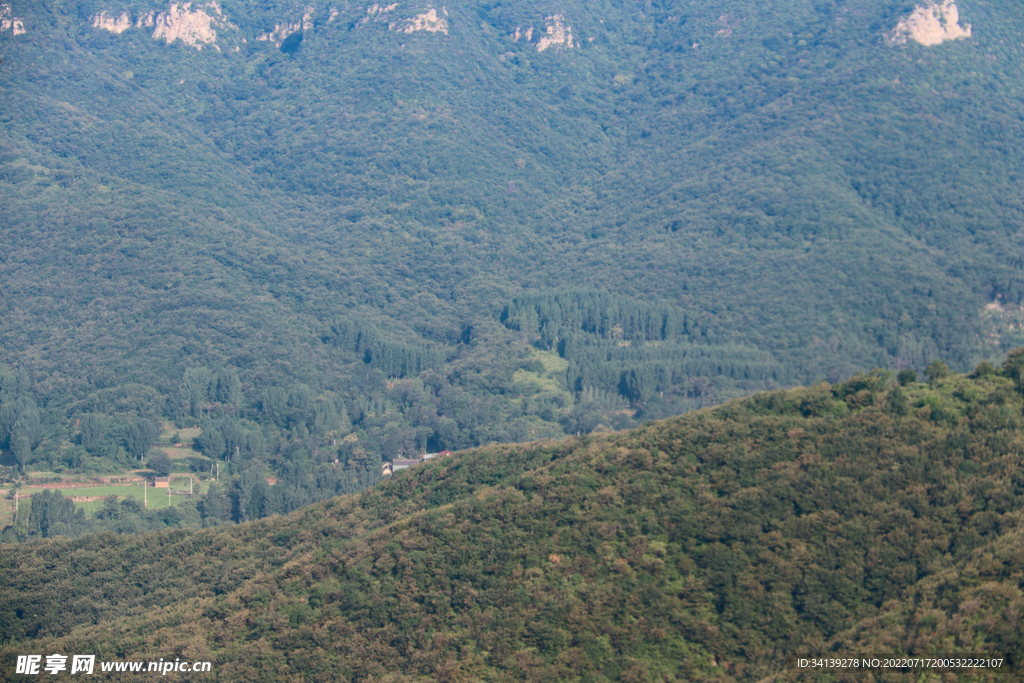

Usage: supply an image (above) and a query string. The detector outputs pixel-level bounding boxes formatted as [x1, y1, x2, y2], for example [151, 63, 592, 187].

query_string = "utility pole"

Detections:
[143, 480, 147, 508]
[190, 478, 193, 495]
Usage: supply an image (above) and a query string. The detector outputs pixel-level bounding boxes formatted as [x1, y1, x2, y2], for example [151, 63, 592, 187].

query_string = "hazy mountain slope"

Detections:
[3, 0, 1024, 467]
[3, 356, 1023, 681]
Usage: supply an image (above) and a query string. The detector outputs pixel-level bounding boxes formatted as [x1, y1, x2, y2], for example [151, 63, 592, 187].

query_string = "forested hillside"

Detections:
[3, 354, 1024, 680]
[3, 0, 1024, 489]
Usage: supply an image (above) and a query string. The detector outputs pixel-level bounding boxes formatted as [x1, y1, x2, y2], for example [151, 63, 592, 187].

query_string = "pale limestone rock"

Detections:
[0, 3, 26, 35]
[258, 6, 316, 45]
[90, 2, 235, 49]
[364, 3, 397, 22]
[536, 14, 574, 51]
[888, 0, 971, 46]
[258, 22, 301, 45]
[359, 2, 397, 28]
[403, 8, 447, 34]
[511, 26, 534, 42]
[152, 2, 228, 48]
[512, 17, 576, 52]
[92, 11, 132, 34]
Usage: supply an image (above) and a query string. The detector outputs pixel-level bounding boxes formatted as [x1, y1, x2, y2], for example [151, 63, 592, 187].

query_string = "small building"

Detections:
[420, 450, 452, 461]
[382, 461, 393, 476]
[153, 476, 170, 489]
[391, 458, 422, 471]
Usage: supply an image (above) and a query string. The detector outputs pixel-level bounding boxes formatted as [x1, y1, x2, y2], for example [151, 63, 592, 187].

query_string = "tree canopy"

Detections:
[2, 0, 1024, 487]
[2, 353, 1024, 680]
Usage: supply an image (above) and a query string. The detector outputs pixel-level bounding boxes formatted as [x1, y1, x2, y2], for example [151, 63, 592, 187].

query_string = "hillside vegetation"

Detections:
[2, 353, 1024, 681]
[3, 0, 1024, 491]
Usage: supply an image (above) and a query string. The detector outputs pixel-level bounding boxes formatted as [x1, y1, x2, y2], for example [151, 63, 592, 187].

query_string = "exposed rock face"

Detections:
[258, 5, 315, 46]
[258, 22, 300, 46]
[359, 2, 397, 29]
[888, 0, 971, 46]
[0, 3, 26, 35]
[90, 2, 236, 49]
[536, 14, 574, 51]
[359, 4, 447, 35]
[152, 2, 229, 48]
[511, 27, 534, 42]
[403, 8, 447, 34]
[512, 15, 575, 52]
[91, 11, 132, 34]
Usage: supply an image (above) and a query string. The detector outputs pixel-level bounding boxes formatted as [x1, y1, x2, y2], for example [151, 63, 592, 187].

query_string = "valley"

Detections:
[2, 0, 1024, 676]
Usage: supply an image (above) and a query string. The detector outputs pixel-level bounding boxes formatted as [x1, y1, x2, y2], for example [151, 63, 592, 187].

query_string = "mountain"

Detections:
[2, 354, 1023, 680]
[2, 0, 1024, 478]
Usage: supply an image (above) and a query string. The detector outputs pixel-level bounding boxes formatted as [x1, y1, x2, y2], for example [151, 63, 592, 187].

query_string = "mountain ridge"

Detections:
[4, 0, 1024, 541]
[3, 356, 1024, 680]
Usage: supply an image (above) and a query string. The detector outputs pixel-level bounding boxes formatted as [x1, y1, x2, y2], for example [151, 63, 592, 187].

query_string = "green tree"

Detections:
[215, 368, 242, 407]
[200, 484, 227, 526]
[79, 413, 109, 449]
[925, 360, 950, 384]
[27, 490, 84, 538]
[897, 368, 917, 386]
[124, 418, 159, 461]
[885, 386, 908, 417]
[971, 360, 996, 378]
[10, 419, 32, 473]
[147, 451, 173, 477]
[197, 423, 227, 460]
[234, 469, 264, 522]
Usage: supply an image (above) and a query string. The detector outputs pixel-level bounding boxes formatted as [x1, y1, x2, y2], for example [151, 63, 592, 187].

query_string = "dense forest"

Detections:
[2, 0, 1024, 493]
[3, 353, 1024, 680]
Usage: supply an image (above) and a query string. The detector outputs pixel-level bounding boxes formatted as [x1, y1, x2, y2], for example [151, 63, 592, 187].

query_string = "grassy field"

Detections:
[160, 446, 202, 460]
[71, 477, 207, 514]
[1, 423, 215, 526]
[0, 489, 12, 528]
[511, 348, 572, 395]
[159, 425, 201, 446]
[6, 477, 211, 520]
